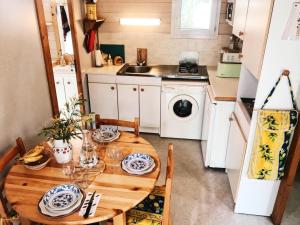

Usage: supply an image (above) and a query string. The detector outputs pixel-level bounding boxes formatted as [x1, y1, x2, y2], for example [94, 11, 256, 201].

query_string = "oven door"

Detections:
[168, 95, 199, 121]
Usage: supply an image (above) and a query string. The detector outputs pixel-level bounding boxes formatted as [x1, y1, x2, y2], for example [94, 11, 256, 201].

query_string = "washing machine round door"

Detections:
[169, 95, 199, 121]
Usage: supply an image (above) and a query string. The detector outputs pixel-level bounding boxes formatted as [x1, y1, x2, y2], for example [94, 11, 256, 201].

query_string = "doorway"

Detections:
[35, 0, 84, 115]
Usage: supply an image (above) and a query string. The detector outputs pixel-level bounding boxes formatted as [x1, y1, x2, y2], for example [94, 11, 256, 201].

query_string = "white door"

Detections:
[64, 76, 78, 102]
[232, 0, 249, 39]
[88, 83, 118, 119]
[54, 76, 66, 111]
[118, 84, 139, 121]
[139, 85, 160, 129]
[226, 113, 247, 202]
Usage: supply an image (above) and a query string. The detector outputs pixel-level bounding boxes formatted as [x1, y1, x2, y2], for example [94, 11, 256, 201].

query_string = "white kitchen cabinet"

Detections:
[88, 83, 118, 119]
[117, 84, 139, 121]
[201, 86, 235, 168]
[139, 85, 161, 132]
[232, 0, 249, 40]
[226, 112, 247, 202]
[242, 0, 274, 79]
[54, 74, 78, 112]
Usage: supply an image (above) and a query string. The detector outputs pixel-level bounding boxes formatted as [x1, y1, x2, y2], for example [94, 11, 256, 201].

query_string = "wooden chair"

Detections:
[95, 114, 140, 137]
[0, 138, 26, 224]
[126, 143, 174, 225]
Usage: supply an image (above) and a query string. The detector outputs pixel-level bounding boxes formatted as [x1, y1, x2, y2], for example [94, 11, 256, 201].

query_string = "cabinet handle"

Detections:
[67, 81, 71, 85]
[229, 117, 234, 121]
[56, 81, 60, 84]
[141, 88, 144, 92]
[111, 86, 115, 90]
[239, 31, 244, 36]
[133, 88, 137, 91]
[239, 54, 243, 59]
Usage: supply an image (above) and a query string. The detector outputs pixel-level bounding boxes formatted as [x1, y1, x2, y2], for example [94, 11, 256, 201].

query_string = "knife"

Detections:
[83, 191, 96, 219]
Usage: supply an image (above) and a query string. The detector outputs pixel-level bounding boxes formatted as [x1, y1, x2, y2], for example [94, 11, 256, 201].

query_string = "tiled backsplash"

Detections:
[98, 32, 229, 66]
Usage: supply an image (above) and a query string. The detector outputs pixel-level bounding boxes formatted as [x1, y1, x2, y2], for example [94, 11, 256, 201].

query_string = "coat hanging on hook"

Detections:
[282, 1, 300, 40]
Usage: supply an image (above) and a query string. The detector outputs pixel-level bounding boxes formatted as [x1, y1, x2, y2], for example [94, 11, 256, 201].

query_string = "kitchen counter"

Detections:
[207, 67, 239, 101]
[83, 65, 239, 101]
[82, 65, 124, 75]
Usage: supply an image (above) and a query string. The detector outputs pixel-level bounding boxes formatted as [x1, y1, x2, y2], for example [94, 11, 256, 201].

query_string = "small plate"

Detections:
[42, 184, 81, 211]
[92, 127, 120, 143]
[121, 153, 155, 175]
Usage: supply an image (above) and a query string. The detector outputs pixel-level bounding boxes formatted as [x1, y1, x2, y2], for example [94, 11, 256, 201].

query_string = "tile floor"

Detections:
[141, 134, 300, 225]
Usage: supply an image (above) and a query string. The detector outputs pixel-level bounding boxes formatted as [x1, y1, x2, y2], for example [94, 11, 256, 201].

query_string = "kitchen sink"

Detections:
[125, 66, 151, 73]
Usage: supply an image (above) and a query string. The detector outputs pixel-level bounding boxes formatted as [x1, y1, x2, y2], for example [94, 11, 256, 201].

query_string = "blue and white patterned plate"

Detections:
[122, 153, 155, 175]
[92, 126, 120, 143]
[42, 184, 81, 211]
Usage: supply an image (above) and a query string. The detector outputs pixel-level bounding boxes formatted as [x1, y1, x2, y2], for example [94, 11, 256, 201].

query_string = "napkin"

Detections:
[79, 192, 102, 217]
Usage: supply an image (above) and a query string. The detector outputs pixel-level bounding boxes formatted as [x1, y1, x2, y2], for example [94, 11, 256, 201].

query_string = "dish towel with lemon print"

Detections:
[127, 186, 165, 225]
[248, 73, 298, 180]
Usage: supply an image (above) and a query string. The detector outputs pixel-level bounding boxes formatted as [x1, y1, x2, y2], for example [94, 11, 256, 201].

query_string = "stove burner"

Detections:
[178, 63, 199, 74]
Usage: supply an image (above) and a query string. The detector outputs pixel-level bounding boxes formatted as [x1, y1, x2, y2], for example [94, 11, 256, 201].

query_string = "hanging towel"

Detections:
[282, 2, 300, 40]
[83, 30, 96, 53]
[248, 73, 298, 180]
[60, 6, 70, 41]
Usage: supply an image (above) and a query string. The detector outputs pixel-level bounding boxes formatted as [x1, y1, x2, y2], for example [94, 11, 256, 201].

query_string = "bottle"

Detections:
[107, 54, 113, 66]
[79, 130, 98, 168]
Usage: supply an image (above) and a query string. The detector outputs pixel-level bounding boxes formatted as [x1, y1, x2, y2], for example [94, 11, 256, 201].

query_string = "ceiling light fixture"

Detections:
[120, 18, 161, 26]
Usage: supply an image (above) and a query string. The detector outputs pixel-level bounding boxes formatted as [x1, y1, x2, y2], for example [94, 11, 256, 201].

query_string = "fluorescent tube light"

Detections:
[120, 18, 161, 26]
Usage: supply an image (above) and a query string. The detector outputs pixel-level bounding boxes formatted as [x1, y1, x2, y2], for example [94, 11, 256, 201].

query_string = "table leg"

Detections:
[113, 212, 126, 225]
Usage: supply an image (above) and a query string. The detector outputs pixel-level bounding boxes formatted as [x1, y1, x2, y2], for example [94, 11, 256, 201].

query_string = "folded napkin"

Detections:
[79, 192, 102, 217]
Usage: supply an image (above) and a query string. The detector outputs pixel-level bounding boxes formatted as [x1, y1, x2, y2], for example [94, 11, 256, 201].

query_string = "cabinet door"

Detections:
[54, 76, 66, 111]
[88, 83, 118, 119]
[226, 113, 247, 202]
[64, 76, 78, 102]
[232, 0, 249, 39]
[139, 85, 160, 128]
[242, 0, 274, 79]
[118, 84, 139, 121]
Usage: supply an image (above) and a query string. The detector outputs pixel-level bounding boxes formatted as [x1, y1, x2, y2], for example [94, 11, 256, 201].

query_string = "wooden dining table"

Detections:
[4, 132, 161, 225]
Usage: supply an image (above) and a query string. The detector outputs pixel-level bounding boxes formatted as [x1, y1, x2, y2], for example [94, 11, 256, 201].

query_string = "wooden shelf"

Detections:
[83, 18, 104, 33]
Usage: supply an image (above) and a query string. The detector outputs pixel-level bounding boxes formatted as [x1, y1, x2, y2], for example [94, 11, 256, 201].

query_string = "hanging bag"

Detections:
[248, 71, 298, 180]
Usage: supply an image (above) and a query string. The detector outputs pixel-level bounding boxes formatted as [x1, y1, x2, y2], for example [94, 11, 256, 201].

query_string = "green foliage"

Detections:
[39, 97, 84, 142]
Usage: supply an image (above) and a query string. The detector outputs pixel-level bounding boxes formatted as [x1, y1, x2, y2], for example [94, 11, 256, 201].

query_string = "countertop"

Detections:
[207, 67, 239, 102]
[83, 65, 239, 101]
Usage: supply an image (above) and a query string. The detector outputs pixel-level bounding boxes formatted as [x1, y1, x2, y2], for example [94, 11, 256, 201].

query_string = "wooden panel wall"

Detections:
[96, 0, 232, 35]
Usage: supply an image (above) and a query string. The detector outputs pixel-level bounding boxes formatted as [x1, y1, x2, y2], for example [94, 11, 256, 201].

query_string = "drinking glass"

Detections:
[62, 160, 76, 177]
[71, 168, 89, 190]
[105, 146, 122, 167]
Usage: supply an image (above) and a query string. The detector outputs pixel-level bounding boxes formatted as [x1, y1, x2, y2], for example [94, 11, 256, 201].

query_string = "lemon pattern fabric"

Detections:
[248, 73, 298, 180]
[126, 186, 165, 225]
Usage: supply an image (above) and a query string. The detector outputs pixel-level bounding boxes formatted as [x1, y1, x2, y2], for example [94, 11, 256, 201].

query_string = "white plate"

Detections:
[92, 127, 120, 143]
[39, 191, 84, 217]
[122, 162, 156, 175]
[121, 153, 155, 175]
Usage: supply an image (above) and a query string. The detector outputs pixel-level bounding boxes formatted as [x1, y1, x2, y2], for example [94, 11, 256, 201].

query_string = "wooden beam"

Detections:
[271, 122, 300, 225]
[35, 0, 59, 116]
[67, 0, 85, 114]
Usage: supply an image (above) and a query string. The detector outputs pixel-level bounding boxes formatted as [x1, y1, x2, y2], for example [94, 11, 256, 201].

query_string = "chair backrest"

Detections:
[0, 137, 26, 218]
[95, 114, 140, 136]
[163, 143, 174, 225]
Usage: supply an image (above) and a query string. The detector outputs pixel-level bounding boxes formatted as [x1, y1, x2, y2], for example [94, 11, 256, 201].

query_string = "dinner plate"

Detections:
[38, 190, 85, 218]
[122, 162, 156, 175]
[42, 184, 81, 211]
[92, 127, 120, 143]
[121, 153, 155, 175]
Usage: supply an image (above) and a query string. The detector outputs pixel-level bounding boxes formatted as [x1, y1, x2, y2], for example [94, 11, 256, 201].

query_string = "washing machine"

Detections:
[160, 81, 207, 140]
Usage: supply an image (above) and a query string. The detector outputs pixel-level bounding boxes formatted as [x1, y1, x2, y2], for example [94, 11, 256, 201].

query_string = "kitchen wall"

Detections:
[0, 0, 52, 153]
[95, 0, 231, 65]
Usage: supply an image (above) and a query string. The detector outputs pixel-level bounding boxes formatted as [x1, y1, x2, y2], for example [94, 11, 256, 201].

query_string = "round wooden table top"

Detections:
[4, 132, 161, 225]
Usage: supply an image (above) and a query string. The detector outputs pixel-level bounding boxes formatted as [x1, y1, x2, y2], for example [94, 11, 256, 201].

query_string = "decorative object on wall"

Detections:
[282, 1, 300, 40]
[248, 70, 299, 180]
[137, 48, 147, 66]
[85, 2, 97, 20]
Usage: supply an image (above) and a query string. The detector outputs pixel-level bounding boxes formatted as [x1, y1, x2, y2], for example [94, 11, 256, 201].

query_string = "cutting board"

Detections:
[100, 44, 125, 62]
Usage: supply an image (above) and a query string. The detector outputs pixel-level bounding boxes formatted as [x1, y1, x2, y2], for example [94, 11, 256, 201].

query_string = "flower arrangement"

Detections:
[39, 97, 84, 143]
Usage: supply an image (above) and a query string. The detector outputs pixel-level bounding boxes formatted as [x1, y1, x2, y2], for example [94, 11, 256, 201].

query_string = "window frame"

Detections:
[171, 0, 221, 39]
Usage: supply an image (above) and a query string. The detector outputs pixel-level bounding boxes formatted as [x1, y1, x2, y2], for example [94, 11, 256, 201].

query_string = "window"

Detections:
[171, 0, 221, 39]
